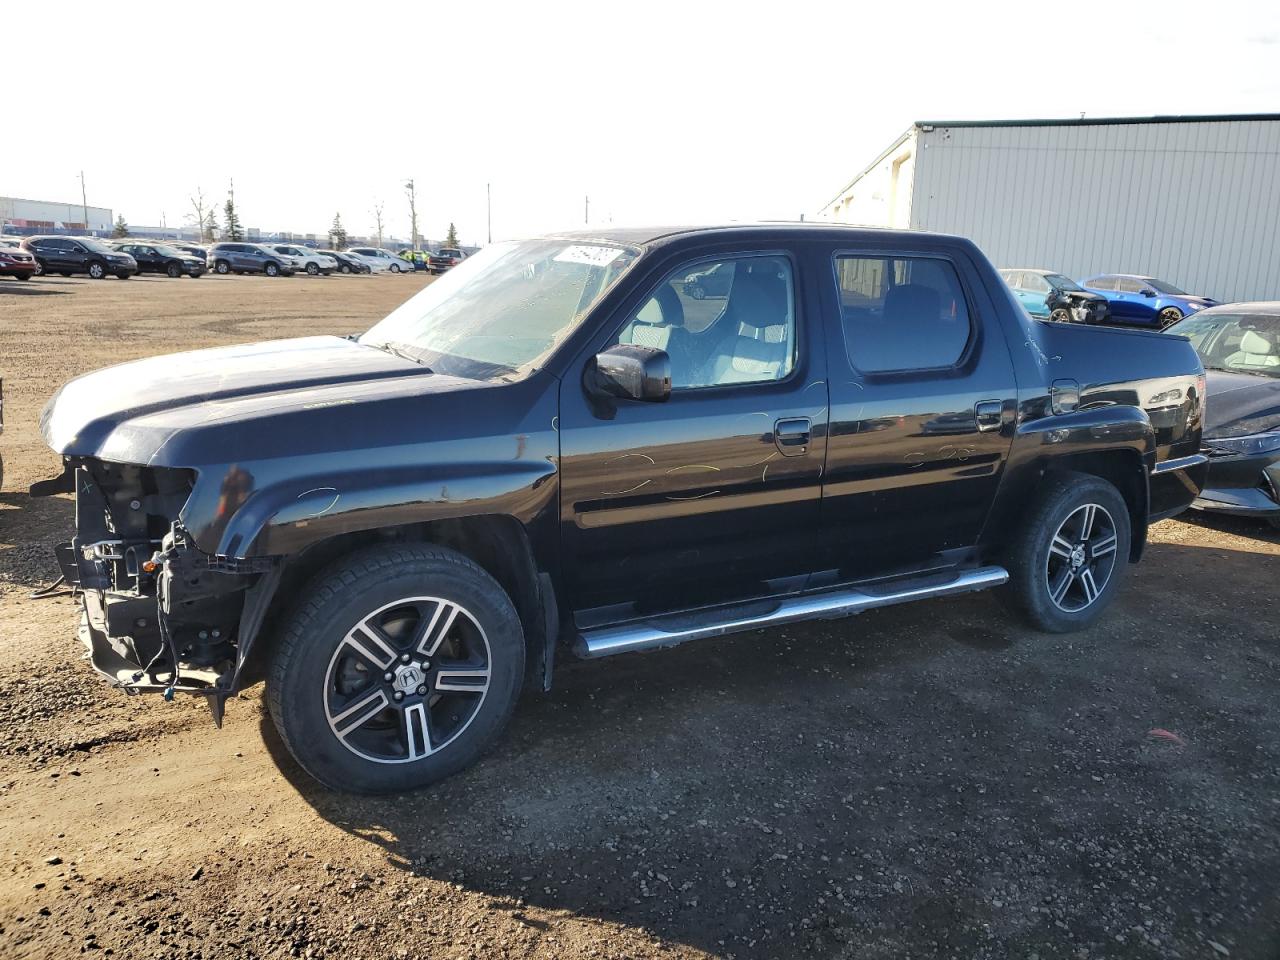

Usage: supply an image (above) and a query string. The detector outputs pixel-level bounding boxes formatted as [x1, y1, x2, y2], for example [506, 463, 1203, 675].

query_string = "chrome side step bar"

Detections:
[574, 565, 1009, 659]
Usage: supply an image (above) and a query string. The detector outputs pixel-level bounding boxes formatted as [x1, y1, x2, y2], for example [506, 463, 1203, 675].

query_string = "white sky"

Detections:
[5, 0, 1278, 246]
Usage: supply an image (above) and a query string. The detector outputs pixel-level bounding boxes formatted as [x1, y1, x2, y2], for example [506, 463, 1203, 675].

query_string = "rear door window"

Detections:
[833, 254, 973, 373]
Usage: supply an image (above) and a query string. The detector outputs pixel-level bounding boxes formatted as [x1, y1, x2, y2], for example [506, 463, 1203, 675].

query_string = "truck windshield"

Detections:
[361, 239, 639, 378]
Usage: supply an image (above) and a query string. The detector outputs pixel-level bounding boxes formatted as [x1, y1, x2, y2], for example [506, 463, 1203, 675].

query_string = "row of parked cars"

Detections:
[0, 236, 465, 281]
[999, 268, 1218, 329]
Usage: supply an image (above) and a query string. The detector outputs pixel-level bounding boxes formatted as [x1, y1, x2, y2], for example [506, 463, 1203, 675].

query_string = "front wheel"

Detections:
[87, 261, 106, 279]
[306, 262, 319, 276]
[215, 259, 230, 274]
[389, 263, 402, 273]
[1002, 472, 1130, 633]
[1159, 307, 1183, 328]
[167, 262, 181, 278]
[1049, 307, 1072, 323]
[340, 264, 352, 274]
[264, 262, 280, 277]
[267, 544, 526, 794]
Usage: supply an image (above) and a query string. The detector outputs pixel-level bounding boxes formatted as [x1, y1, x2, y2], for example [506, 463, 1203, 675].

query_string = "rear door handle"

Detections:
[975, 400, 1003, 432]
[774, 417, 811, 456]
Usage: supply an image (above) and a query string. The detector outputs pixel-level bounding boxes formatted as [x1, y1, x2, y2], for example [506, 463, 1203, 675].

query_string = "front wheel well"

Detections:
[240, 517, 552, 691]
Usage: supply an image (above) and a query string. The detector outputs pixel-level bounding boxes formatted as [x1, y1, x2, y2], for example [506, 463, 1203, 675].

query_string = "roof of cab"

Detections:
[546, 222, 965, 248]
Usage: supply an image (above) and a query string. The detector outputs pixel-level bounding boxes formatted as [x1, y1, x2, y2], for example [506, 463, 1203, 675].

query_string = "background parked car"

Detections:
[172, 243, 208, 264]
[427, 247, 466, 274]
[398, 249, 430, 271]
[999, 268, 1110, 324]
[0, 245, 38, 280]
[680, 261, 735, 300]
[268, 244, 337, 276]
[0, 238, 22, 249]
[319, 249, 371, 274]
[113, 241, 205, 278]
[347, 246, 410, 273]
[208, 242, 297, 277]
[1166, 303, 1280, 528]
[1081, 274, 1217, 328]
[20, 236, 137, 279]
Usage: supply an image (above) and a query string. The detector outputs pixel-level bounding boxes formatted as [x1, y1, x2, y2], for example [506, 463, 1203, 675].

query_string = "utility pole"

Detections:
[404, 179, 419, 250]
[584, 194, 590, 225]
[486, 182, 492, 244]
[79, 171, 89, 235]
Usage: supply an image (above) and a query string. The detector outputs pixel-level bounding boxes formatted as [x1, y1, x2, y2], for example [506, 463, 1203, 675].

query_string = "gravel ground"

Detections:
[0, 272, 1278, 960]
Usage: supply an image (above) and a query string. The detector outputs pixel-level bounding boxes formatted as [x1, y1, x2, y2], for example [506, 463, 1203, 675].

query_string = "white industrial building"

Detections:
[817, 114, 1280, 303]
[0, 196, 113, 236]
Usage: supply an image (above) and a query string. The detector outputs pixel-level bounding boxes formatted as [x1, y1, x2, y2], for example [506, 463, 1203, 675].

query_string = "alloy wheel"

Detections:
[323, 596, 492, 764]
[1044, 503, 1119, 612]
[1159, 308, 1183, 329]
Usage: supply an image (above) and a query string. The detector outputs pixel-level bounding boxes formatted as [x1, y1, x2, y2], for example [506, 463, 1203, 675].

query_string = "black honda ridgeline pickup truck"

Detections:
[34, 225, 1208, 793]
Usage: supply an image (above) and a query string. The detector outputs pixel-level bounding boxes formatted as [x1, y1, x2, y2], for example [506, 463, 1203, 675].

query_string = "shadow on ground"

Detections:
[262, 533, 1280, 958]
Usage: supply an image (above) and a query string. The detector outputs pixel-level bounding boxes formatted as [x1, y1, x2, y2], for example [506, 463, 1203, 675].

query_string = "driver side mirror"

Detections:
[590, 344, 671, 402]
[1140, 288, 1156, 297]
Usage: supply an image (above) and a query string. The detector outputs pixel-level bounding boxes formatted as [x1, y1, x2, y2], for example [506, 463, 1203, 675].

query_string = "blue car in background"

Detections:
[1080, 274, 1217, 329]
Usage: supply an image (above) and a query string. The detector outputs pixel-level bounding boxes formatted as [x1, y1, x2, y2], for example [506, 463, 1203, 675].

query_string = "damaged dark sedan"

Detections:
[1166, 303, 1280, 527]
[32, 224, 1208, 794]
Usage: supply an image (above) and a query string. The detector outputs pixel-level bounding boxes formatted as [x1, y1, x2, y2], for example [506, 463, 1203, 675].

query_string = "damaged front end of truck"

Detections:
[34, 458, 279, 725]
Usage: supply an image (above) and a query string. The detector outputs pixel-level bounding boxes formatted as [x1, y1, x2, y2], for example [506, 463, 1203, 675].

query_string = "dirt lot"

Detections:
[1, 272, 1278, 960]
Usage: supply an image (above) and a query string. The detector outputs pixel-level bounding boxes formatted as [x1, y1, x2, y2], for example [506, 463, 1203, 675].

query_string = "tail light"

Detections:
[1195, 373, 1207, 426]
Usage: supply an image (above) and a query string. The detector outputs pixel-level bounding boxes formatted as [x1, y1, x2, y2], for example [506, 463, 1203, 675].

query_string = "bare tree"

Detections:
[188, 187, 216, 242]
[404, 180, 419, 251]
[372, 201, 385, 249]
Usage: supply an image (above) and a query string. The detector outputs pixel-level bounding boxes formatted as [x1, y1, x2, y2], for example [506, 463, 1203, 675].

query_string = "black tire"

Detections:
[215, 259, 230, 274]
[14, 273, 30, 281]
[265, 261, 280, 277]
[389, 262, 402, 273]
[87, 261, 106, 279]
[1049, 307, 1072, 323]
[166, 262, 181, 278]
[33, 260, 45, 276]
[1159, 307, 1183, 329]
[59, 271, 73, 278]
[116, 272, 131, 280]
[340, 264, 352, 274]
[267, 543, 526, 794]
[1001, 472, 1131, 633]
[306, 262, 319, 276]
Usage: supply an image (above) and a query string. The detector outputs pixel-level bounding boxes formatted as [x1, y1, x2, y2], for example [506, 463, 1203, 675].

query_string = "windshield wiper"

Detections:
[375, 341, 433, 372]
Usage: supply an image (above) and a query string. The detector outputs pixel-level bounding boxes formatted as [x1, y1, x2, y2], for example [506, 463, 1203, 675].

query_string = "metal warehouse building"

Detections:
[817, 114, 1280, 304]
[0, 196, 113, 236]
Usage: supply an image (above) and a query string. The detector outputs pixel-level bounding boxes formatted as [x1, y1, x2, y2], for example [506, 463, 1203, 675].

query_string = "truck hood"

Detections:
[41, 335, 442, 458]
[1203, 369, 1280, 439]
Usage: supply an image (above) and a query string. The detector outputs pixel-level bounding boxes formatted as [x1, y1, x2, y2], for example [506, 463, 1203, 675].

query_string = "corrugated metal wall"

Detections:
[909, 119, 1280, 303]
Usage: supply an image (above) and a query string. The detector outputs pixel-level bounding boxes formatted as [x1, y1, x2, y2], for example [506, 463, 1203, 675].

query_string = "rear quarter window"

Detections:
[834, 254, 973, 373]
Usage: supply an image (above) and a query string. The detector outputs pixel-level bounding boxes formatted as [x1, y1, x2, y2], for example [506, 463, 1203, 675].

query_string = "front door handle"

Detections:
[975, 399, 1003, 432]
[774, 417, 811, 456]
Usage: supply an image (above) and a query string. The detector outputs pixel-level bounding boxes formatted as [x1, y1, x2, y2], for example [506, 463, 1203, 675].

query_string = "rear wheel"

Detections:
[267, 544, 525, 794]
[1159, 307, 1183, 328]
[1002, 472, 1130, 632]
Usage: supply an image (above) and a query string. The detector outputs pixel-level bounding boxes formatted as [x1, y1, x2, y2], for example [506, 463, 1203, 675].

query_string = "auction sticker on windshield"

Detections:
[553, 245, 625, 267]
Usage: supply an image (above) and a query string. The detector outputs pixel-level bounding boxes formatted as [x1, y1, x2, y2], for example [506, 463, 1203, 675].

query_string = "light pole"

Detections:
[79, 171, 89, 235]
[486, 182, 491, 244]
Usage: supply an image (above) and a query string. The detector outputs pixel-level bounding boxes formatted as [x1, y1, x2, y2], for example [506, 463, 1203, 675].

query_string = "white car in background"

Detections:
[347, 246, 412, 273]
[267, 244, 338, 276]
